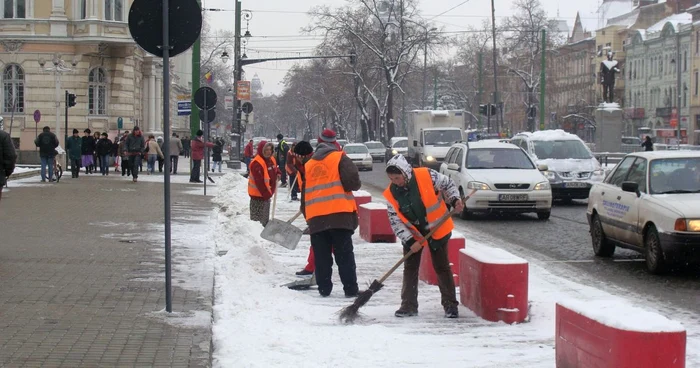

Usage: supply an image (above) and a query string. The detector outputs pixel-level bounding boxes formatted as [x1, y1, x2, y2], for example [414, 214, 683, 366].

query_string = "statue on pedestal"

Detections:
[600, 51, 621, 103]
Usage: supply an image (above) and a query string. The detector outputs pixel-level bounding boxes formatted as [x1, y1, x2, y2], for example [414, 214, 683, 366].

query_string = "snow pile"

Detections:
[12, 167, 40, 174]
[559, 299, 685, 333]
[528, 129, 582, 141]
[353, 190, 371, 197]
[461, 244, 527, 265]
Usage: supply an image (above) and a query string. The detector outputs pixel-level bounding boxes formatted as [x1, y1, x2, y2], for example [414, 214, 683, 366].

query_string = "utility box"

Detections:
[594, 103, 623, 153]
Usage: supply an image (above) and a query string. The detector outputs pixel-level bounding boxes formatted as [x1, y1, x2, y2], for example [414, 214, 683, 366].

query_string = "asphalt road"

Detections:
[359, 161, 700, 317]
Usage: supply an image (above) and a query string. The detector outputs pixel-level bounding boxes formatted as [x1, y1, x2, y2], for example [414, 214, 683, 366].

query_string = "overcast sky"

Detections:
[203, 0, 602, 95]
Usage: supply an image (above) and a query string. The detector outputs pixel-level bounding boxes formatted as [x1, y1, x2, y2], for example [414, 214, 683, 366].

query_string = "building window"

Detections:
[2, 64, 24, 113]
[684, 50, 688, 72]
[697, 31, 700, 55]
[2, 0, 26, 18]
[88, 67, 107, 115]
[695, 71, 698, 96]
[79, 0, 86, 19]
[104, 0, 123, 21]
[683, 84, 687, 108]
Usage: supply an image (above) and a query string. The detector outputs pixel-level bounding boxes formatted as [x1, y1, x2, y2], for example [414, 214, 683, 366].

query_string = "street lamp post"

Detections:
[38, 54, 77, 147]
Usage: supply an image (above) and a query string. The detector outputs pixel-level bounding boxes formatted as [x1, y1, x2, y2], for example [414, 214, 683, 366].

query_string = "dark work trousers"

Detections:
[170, 155, 179, 174]
[190, 159, 202, 182]
[603, 83, 614, 103]
[71, 159, 81, 178]
[400, 234, 458, 312]
[278, 161, 287, 185]
[291, 176, 299, 199]
[157, 156, 164, 172]
[128, 155, 142, 179]
[310, 229, 359, 297]
[121, 157, 131, 176]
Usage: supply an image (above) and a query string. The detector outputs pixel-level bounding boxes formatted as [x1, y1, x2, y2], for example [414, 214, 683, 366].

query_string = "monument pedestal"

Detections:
[594, 103, 623, 153]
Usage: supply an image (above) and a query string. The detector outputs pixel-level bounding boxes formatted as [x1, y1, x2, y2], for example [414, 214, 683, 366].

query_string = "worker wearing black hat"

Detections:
[275, 134, 289, 187]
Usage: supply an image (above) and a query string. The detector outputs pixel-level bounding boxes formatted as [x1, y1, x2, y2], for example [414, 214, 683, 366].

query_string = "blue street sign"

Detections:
[178, 100, 191, 116]
[117, 117, 123, 129]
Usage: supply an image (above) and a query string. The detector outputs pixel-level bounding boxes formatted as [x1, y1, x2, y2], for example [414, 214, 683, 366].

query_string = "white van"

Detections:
[511, 130, 605, 201]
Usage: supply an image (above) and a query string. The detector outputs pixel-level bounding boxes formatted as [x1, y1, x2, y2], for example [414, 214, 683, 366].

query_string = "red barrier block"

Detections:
[353, 190, 372, 220]
[458, 244, 528, 324]
[358, 203, 396, 243]
[419, 233, 465, 285]
[556, 301, 686, 368]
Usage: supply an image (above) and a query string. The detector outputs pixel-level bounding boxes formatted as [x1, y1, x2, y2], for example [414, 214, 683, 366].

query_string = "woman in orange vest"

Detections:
[384, 154, 464, 319]
[248, 140, 279, 226]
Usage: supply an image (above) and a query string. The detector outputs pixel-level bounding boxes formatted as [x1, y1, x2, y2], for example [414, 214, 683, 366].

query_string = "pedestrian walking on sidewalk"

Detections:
[92, 131, 101, 173]
[190, 130, 214, 183]
[301, 140, 361, 297]
[383, 154, 464, 319]
[66, 129, 82, 178]
[244, 139, 254, 175]
[212, 138, 223, 173]
[157, 136, 165, 172]
[248, 141, 278, 226]
[125, 127, 145, 182]
[182, 136, 191, 158]
[146, 134, 164, 175]
[0, 128, 17, 202]
[275, 134, 289, 187]
[118, 132, 131, 177]
[81, 129, 96, 175]
[35, 126, 59, 182]
[96, 132, 113, 176]
[169, 132, 183, 174]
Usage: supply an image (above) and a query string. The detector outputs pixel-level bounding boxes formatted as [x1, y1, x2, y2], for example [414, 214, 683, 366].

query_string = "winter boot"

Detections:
[295, 269, 313, 277]
[394, 308, 418, 318]
[444, 305, 459, 319]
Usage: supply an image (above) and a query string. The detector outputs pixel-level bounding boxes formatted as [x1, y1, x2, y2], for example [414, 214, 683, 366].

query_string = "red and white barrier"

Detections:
[353, 190, 372, 220]
[458, 244, 528, 324]
[419, 232, 465, 285]
[358, 203, 397, 243]
[556, 300, 686, 368]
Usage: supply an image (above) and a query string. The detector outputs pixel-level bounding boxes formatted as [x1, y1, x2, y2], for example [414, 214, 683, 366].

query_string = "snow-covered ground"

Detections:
[211, 173, 700, 367]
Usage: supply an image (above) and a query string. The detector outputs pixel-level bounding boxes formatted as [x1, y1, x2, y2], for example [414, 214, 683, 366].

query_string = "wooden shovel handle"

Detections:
[377, 211, 453, 284]
[288, 210, 302, 223]
[271, 189, 278, 220]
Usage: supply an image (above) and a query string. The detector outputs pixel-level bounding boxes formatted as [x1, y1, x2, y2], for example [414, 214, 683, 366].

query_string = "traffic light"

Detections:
[479, 104, 496, 117]
[67, 93, 76, 108]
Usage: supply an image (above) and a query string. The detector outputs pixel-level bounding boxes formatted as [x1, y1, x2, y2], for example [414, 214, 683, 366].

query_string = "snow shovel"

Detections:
[283, 274, 316, 290]
[260, 210, 303, 250]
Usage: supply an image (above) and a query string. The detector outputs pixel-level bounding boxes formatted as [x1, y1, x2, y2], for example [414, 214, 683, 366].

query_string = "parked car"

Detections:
[587, 151, 700, 273]
[385, 138, 409, 161]
[439, 141, 552, 220]
[343, 143, 373, 171]
[337, 139, 349, 148]
[364, 141, 386, 162]
[511, 130, 605, 201]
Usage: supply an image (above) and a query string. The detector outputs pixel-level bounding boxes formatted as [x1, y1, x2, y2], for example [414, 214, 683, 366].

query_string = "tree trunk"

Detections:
[360, 117, 369, 142]
[386, 86, 395, 142]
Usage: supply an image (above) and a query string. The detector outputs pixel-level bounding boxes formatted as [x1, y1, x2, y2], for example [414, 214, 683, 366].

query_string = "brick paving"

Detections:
[0, 164, 216, 367]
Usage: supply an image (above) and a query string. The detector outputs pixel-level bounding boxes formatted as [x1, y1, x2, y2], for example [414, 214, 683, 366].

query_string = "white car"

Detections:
[386, 138, 409, 161]
[587, 151, 700, 274]
[364, 141, 386, 162]
[343, 143, 373, 171]
[440, 141, 553, 220]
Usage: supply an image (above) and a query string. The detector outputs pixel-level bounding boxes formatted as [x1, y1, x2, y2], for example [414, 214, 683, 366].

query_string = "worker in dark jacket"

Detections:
[95, 132, 113, 176]
[65, 129, 83, 178]
[0, 128, 17, 202]
[35, 126, 59, 182]
[124, 127, 145, 182]
[300, 139, 361, 298]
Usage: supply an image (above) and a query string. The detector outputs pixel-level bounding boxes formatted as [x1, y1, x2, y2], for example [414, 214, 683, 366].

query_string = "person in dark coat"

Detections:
[275, 134, 289, 187]
[65, 129, 83, 178]
[81, 129, 96, 174]
[182, 136, 191, 158]
[124, 127, 145, 182]
[34, 126, 59, 182]
[96, 132, 113, 175]
[0, 128, 17, 201]
[211, 138, 224, 173]
[642, 136, 654, 151]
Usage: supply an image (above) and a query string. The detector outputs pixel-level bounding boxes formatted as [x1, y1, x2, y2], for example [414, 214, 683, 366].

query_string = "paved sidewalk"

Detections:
[0, 165, 219, 367]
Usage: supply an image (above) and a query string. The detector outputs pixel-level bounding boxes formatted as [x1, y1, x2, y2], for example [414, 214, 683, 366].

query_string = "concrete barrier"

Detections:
[556, 300, 686, 368]
[458, 244, 528, 324]
[353, 190, 372, 220]
[419, 232, 465, 285]
[358, 203, 396, 243]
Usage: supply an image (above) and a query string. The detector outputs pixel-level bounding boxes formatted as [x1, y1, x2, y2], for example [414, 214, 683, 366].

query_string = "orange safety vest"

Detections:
[383, 167, 453, 243]
[304, 151, 357, 220]
[248, 155, 277, 197]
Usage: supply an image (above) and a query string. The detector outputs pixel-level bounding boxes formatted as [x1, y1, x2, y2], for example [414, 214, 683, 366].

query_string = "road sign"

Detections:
[670, 118, 678, 128]
[117, 117, 123, 129]
[177, 94, 191, 116]
[128, 0, 202, 58]
[33, 110, 41, 123]
[241, 102, 254, 114]
[237, 81, 251, 101]
[199, 108, 216, 123]
[225, 95, 234, 110]
[194, 87, 217, 110]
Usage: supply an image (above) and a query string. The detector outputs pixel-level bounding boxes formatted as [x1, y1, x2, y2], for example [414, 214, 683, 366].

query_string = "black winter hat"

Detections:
[277, 133, 284, 140]
[293, 141, 313, 156]
[196, 129, 204, 137]
[72, 129, 79, 134]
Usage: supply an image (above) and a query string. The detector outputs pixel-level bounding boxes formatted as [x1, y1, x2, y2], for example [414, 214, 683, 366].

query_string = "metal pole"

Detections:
[676, 30, 682, 146]
[477, 52, 483, 130]
[64, 91, 68, 151]
[203, 90, 208, 196]
[234, 0, 242, 161]
[191, 0, 201, 139]
[162, 0, 173, 313]
[433, 72, 438, 109]
[55, 72, 61, 143]
[422, 32, 427, 109]
[539, 29, 546, 131]
[490, 0, 499, 134]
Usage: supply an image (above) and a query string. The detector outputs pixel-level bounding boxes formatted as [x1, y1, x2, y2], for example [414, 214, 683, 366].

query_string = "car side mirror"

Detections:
[621, 181, 640, 197]
[413, 140, 418, 147]
[538, 164, 548, 171]
[447, 163, 460, 171]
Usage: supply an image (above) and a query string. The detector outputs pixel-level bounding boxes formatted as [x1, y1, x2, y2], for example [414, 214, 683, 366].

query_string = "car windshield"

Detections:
[424, 130, 462, 146]
[532, 139, 592, 160]
[344, 145, 368, 154]
[393, 140, 408, 148]
[649, 157, 700, 194]
[466, 148, 536, 169]
[364, 142, 384, 149]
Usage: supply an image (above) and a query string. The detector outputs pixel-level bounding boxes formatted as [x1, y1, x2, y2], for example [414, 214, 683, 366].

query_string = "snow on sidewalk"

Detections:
[211, 173, 697, 367]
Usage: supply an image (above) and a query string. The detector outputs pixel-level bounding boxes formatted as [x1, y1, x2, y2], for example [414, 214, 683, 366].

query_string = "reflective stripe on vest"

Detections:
[383, 167, 453, 243]
[248, 155, 277, 197]
[304, 151, 357, 220]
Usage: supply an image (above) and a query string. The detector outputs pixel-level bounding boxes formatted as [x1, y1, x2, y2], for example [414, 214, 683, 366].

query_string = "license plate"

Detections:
[564, 182, 588, 188]
[498, 194, 528, 201]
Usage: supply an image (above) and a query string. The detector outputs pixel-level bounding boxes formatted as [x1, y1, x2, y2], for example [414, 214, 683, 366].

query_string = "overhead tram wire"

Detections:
[428, 0, 472, 20]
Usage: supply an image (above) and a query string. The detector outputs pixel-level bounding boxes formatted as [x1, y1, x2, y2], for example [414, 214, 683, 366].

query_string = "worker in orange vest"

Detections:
[384, 154, 464, 319]
[248, 140, 279, 226]
[300, 134, 361, 297]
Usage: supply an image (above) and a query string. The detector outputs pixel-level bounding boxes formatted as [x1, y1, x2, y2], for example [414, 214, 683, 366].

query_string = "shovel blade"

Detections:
[260, 219, 303, 250]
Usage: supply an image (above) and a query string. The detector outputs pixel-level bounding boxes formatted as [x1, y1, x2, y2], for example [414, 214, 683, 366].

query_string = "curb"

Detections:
[7, 170, 41, 181]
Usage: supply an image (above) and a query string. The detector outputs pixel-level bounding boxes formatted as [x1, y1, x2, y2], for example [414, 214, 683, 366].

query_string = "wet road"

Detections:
[358, 161, 700, 317]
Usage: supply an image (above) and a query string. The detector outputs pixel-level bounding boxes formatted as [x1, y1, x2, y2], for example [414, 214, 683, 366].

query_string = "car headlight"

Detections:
[426, 155, 435, 162]
[687, 219, 700, 232]
[467, 181, 491, 190]
[392, 149, 398, 155]
[543, 171, 558, 180]
[533, 181, 550, 190]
